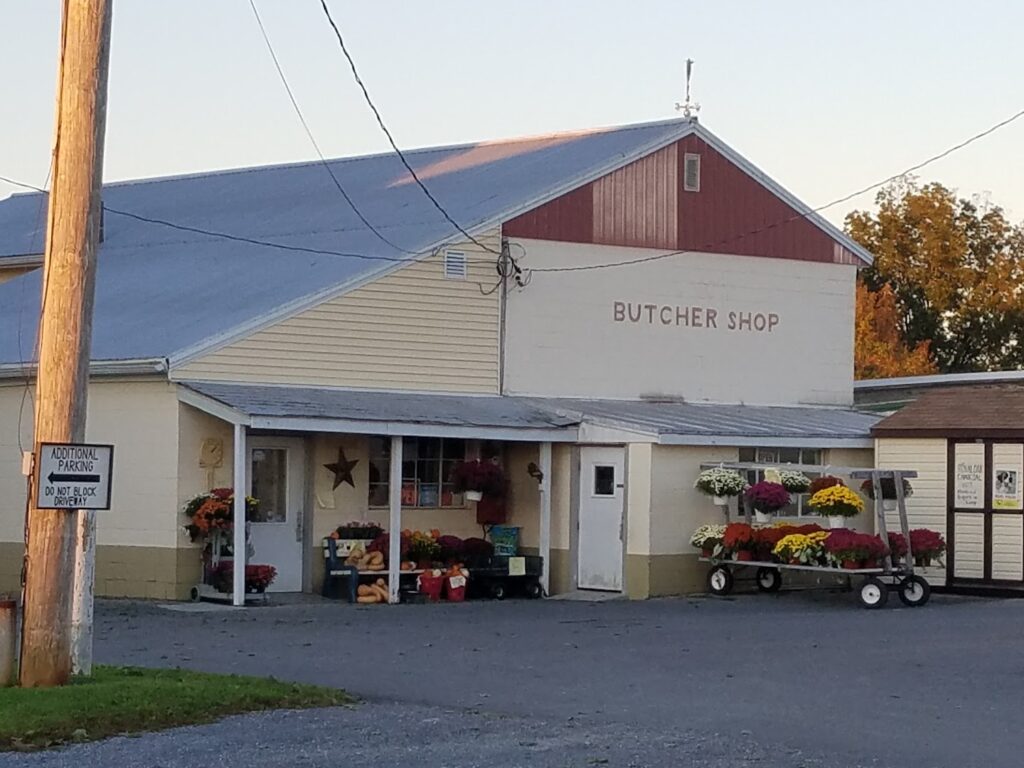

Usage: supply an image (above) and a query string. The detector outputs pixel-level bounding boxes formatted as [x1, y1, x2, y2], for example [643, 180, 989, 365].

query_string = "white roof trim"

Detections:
[854, 370, 1024, 390]
[249, 415, 578, 443]
[177, 385, 248, 426]
[0, 254, 43, 268]
[0, 357, 167, 380]
[690, 123, 874, 266]
[660, 434, 874, 448]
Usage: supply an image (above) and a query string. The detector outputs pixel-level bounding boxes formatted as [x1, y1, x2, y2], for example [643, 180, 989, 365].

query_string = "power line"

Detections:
[0, 173, 504, 267]
[4, 102, 1021, 277]
[316, 0, 501, 256]
[531, 105, 1024, 273]
[247, 0, 415, 254]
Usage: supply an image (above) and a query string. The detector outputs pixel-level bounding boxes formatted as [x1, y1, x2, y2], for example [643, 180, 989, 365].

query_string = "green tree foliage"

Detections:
[846, 180, 1024, 372]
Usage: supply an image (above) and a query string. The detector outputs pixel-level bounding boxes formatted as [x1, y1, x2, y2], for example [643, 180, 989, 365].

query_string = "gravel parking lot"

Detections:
[4, 590, 1023, 767]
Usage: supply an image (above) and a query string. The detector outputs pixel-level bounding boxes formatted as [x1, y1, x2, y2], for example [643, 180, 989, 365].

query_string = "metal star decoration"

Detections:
[324, 447, 359, 490]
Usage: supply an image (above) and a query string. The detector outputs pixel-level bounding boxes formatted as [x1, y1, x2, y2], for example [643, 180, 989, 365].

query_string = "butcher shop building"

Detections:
[0, 117, 878, 602]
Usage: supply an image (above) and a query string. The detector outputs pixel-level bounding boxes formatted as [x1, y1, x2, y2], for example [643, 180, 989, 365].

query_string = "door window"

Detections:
[251, 448, 287, 523]
[593, 465, 616, 496]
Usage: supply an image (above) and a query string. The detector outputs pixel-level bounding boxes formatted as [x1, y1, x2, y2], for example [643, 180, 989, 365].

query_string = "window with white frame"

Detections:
[368, 436, 467, 508]
[739, 447, 823, 517]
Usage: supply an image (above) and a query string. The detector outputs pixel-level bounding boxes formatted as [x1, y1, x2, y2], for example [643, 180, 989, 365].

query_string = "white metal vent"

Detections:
[683, 152, 701, 192]
[443, 250, 468, 280]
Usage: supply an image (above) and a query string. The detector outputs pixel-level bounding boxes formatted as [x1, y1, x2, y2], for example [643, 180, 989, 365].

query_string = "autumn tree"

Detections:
[855, 281, 937, 379]
[846, 179, 1024, 372]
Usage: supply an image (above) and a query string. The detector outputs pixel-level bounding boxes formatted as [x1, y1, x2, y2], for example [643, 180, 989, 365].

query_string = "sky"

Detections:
[2, 1, 1023, 228]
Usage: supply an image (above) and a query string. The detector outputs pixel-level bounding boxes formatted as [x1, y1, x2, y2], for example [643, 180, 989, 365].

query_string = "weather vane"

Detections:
[675, 58, 701, 120]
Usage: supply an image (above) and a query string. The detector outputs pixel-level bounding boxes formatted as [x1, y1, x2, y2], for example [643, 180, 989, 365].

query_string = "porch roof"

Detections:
[542, 398, 879, 448]
[178, 381, 580, 442]
[179, 381, 877, 448]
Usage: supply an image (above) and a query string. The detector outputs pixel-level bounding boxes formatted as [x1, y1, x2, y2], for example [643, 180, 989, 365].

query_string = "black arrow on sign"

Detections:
[48, 472, 100, 484]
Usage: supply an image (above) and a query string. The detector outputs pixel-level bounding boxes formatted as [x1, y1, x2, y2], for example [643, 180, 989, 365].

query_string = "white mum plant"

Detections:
[778, 470, 812, 493]
[694, 468, 747, 497]
[690, 524, 726, 551]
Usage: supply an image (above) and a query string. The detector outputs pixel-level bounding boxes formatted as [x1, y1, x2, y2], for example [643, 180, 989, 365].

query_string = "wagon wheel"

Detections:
[858, 576, 889, 609]
[707, 565, 734, 596]
[489, 582, 507, 601]
[524, 580, 543, 599]
[897, 575, 931, 607]
[755, 567, 782, 593]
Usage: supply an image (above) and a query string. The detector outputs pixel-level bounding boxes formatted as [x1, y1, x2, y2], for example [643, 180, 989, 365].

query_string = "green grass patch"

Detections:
[1, 665, 350, 752]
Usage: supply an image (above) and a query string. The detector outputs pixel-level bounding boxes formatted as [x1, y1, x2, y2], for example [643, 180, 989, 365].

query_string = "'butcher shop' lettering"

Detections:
[612, 302, 779, 333]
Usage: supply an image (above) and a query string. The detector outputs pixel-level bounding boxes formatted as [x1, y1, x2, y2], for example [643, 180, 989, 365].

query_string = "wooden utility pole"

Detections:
[19, 0, 112, 688]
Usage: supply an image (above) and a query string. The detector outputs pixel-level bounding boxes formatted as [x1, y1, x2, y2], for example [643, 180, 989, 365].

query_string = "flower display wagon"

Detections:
[696, 465, 930, 609]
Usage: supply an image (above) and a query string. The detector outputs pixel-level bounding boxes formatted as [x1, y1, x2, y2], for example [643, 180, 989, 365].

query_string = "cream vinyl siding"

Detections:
[953, 513, 985, 578]
[174, 231, 501, 393]
[0, 378, 181, 548]
[991, 515, 1024, 580]
[875, 437, 948, 585]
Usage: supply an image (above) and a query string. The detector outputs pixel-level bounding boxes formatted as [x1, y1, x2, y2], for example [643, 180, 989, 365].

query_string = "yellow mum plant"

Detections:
[808, 485, 864, 518]
[772, 531, 829, 564]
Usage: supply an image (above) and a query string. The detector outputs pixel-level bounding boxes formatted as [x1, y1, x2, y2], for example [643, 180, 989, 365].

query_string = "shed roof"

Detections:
[0, 118, 870, 369]
[871, 385, 1024, 438]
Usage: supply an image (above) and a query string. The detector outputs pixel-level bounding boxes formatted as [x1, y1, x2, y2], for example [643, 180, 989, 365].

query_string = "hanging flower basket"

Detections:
[450, 460, 506, 502]
[694, 468, 747, 501]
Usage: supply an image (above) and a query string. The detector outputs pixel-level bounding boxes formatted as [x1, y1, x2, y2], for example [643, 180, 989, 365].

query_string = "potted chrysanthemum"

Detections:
[745, 481, 791, 523]
[694, 468, 747, 506]
[690, 524, 726, 558]
[778, 470, 812, 494]
[808, 484, 864, 528]
[860, 477, 914, 511]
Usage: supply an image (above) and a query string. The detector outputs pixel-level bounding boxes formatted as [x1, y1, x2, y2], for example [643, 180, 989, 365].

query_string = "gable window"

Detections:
[443, 250, 468, 280]
[683, 152, 701, 192]
[368, 436, 467, 508]
[738, 447, 822, 517]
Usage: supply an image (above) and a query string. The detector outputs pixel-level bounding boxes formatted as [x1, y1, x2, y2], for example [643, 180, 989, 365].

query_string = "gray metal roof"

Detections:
[0, 118, 871, 368]
[183, 381, 578, 431]
[181, 381, 877, 445]
[543, 398, 880, 443]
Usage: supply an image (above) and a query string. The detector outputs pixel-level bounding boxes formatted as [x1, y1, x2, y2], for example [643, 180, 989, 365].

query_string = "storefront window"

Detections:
[739, 447, 823, 517]
[368, 437, 467, 508]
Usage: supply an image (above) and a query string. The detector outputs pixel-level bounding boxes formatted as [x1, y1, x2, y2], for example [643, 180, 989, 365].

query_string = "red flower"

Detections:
[745, 482, 791, 513]
[808, 476, 845, 495]
[723, 523, 756, 551]
[909, 528, 946, 557]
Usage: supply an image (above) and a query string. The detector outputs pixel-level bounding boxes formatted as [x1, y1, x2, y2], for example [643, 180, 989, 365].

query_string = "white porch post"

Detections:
[387, 435, 403, 604]
[232, 423, 248, 607]
[539, 442, 553, 595]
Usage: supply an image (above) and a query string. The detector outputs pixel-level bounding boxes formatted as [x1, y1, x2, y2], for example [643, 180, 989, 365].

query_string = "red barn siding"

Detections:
[503, 135, 861, 265]
[675, 135, 837, 263]
[593, 143, 677, 249]
[502, 184, 593, 243]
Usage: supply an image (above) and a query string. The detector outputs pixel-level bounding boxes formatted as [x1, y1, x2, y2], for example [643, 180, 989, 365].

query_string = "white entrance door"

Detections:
[577, 447, 625, 591]
[248, 437, 305, 592]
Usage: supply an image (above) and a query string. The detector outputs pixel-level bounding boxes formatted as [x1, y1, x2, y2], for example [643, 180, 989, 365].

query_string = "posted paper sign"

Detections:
[994, 467, 1023, 509]
[36, 442, 114, 510]
[508, 556, 526, 576]
[954, 460, 984, 509]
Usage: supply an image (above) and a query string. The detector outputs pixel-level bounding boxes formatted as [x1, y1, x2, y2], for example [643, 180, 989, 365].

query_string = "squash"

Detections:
[357, 595, 379, 604]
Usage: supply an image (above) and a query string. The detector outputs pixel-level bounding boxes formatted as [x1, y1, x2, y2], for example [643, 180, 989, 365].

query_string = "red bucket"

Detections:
[445, 574, 467, 602]
[418, 573, 444, 602]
